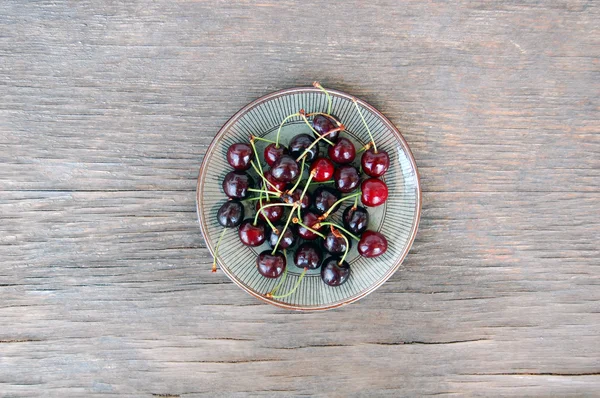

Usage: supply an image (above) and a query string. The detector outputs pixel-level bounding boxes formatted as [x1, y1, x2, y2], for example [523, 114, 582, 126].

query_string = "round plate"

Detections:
[196, 87, 421, 311]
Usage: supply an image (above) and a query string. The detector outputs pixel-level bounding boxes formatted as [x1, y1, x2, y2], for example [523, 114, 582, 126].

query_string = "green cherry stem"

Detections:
[211, 228, 227, 272]
[250, 161, 282, 194]
[313, 81, 333, 115]
[356, 142, 371, 154]
[287, 157, 305, 194]
[299, 171, 315, 202]
[275, 112, 300, 147]
[271, 204, 297, 254]
[254, 202, 295, 226]
[269, 267, 308, 299]
[296, 124, 345, 162]
[320, 192, 361, 220]
[252, 135, 277, 144]
[295, 220, 326, 239]
[338, 233, 350, 265]
[317, 222, 360, 241]
[300, 113, 334, 146]
[310, 180, 335, 185]
[248, 187, 280, 196]
[352, 98, 377, 153]
[249, 140, 264, 176]
[353, 193, 359, 209]
[268, 253, 288, 296]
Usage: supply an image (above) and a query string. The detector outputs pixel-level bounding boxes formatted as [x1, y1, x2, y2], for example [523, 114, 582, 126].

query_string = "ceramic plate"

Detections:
[196, 87, 421, 310]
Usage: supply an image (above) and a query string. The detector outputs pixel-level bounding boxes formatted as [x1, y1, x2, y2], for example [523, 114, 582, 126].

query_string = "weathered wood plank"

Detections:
[1, 0, 599, 396]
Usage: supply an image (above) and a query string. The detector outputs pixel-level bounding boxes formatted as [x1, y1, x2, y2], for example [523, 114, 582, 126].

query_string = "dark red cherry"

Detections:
[313, 187, 341, 215]
[328, 137, 355, 164]
[257, 250, 286, 278]
[264, 169, 287, 193]
[361, 178, 388, 207]
[358, 230, 388, 258]
[217, 200, 244, 228]
[264, 143, 288, 167]
[238, 219, 266, 247]
[310, 157, 335, 182]
[222, 171, 255, 199]
[227, 143, 254, 171]
[361, 149, 390, 177]
[322, 229, 352, 255]
[289, 134, 319, 162]
[271, 155, 299, 183]
[268, 224, 297, 249]
[294, 242, 323, 269]
[255, 200, 284, 223]
[321, 257, 350, 286]
[297, 212, 323, 240]
[282, 187, 311, 210]
[334, 165, 360, 193]
[312, 114, 340, 142]
[342, 206, 369, 234]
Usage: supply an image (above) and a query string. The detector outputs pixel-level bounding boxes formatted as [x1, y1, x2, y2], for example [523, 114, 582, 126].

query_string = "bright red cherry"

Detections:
[227, 143, 254, 171]
[255, 200, 284, 223]
[310, 157, 335, 182]
[257, 250, 286, 278]
[264, 144, 288, 167]
[297, 212, 323, 240]
[222, 171, 255, 199]
[328, 137, 355, 164]
[334, 165, 360, 193]
[361, 149, 390, 177]
[321, 257, 350, 286]
[358, 230, 388, 258]
[271, 155, 299, 183]
[238, 219, 267, 247]
[361, 178, 388, 207]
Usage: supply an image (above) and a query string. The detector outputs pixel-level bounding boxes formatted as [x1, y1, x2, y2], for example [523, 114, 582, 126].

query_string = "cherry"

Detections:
[271, 155, 299, 183]
[289, 134, 319, 162]
[313, 186, 341, 215]
[310, 157, 335, 182]
[238, 219, 267, 246]
[297, 212, 323, 240]
[282, 187, 311, 210]
[255, 200, 284, 223]
[222, 171, 255, 199]
[227, 143, 254, 171]
[334, 165, 360, 193]
[294, 242, 323, 269]
[361, 178, 388, 207]
[217, 200, 244, 228]
[328, 137, 355, 164]
[264, 143, 288, 167]
[342, 206, 369, 234]
[312, 114, 340, 142]
[257, 250, 286, 278]
[322, 229, 351, 255]
[268, 224, 297, 249]
[264, 169, 287, 193]
[358, 230, 388, 258]
[361, 149, 390, 177]
[321, 257, 350, 286]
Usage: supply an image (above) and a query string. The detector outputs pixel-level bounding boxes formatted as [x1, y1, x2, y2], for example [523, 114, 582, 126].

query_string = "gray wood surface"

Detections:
[1, 0, 599, 396]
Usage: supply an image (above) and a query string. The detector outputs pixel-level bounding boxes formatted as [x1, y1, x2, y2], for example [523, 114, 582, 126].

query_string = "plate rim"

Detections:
[196, 86, 422, 311]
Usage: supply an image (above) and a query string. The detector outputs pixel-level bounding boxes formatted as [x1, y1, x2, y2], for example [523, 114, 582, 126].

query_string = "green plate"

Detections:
[197, 87, 421, 310]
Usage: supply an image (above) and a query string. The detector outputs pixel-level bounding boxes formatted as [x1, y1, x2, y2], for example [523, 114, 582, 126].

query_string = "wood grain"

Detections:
[1, 0, 599, 396]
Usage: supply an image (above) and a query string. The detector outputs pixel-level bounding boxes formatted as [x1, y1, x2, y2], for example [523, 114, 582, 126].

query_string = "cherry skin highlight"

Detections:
[361, 178, 388, 207]
[294, 242, 323, 269]
[334, 165, 360, 193]
[257, 250, 286, 278]
[271, 155, 299, 183]
[264, 143, 288, 167]
[328, 137, 355, 164]
[342, 205, 369, 234]
[321, 257, 351, 286]
[222, 171, 255, 199]
[361, 149, 390, 177]
[310, 157, 335, 182]
[238, 219, 266, 247]
[227, 143, 254, 171]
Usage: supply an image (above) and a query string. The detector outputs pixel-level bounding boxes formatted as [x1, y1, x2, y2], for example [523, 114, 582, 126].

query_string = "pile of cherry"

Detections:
[213, 83, 390, 300]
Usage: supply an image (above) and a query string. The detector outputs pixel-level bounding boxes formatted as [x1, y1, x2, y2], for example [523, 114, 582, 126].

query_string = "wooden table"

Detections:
[1, 1, 598, 396]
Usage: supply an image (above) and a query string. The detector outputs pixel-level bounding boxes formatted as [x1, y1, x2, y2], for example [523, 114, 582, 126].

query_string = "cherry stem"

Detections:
[287, 157, 305, 193]
[353, 99, 377, 153]
[320, 192, 361, 220]
[248, 187, 280, 196]
[252, 135, 276, 144]
[310, 180, 335, 185]
[353, 194, 359, 209]
[317, 222, 360, 241]
[295, 221, 326, 239]
[313, 81, 332, 115]
[276, 112, 300, 147]
[356, 143, 371, 154]
[254, 202, 295, 226]
[249, 162, 283, 194]
[339, 233, 350, 265]
[300, 113, 334, 146]
[249, 140, 264, 176]
[268, 253, 288, 295]
[211, 228, 227, 272]
[299, 171, 315, 203]
[296, 125, 345, 162]
[269, 267, 308, 299]
[271, 205, 297, 254]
